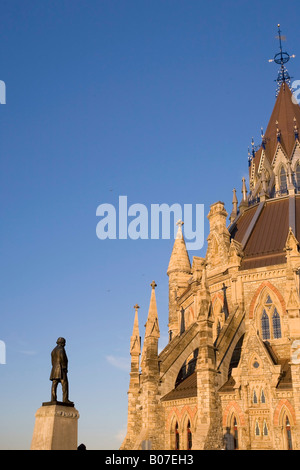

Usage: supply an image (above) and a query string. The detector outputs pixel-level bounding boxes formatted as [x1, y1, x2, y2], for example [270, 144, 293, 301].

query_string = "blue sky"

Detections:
[0, 0, 299, 449]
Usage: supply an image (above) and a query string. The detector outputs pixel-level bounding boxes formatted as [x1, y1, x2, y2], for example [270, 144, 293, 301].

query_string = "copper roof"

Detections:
[230, 205, 257, 243]
[230, 195, 297, 270]
[252, 83, 300, 169]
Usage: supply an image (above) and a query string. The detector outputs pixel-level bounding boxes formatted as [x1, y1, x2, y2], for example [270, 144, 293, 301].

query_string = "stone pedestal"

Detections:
[31, 402, 79, 450]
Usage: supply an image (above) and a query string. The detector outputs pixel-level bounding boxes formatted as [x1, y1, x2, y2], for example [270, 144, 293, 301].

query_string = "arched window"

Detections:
[285, 416, 293, 450]
[255, 420, 260, 436]
[263, 420, 268, 436]
[280, 166, 287, 194]
[233, 417, 239, 450]
[187, 420, 192, 450]
[253, 390, 258, 404]
[296, 163, 300, 191]
[272, 308, 282, 338]
[261, 310, 270, 340]
[175, 422, 180, 450]
[226, 414, 239, 450]
[260, 295, 282, 340]
[261, 389, 266, 404]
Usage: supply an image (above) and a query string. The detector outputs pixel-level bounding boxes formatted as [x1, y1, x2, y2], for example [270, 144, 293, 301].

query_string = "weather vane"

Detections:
[268, 24, 295, 94]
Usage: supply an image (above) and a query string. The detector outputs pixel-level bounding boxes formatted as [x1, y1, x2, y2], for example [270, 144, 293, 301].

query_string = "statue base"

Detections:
[30, 403, 79, 450]
[42, 400, 74, 407]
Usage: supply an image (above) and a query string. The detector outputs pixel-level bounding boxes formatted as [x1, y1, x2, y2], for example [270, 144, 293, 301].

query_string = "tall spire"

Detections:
[144, 281, 160, 339]
[140, 281, 160, 377]
[239, 177, 248, 213]
[229, 188, 238, 223]
[130, 304, 141, 356]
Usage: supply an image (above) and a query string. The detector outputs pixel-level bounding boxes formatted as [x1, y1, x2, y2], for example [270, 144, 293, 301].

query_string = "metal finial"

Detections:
[268, 24, 295, 94]
[150, 280, 157, 290]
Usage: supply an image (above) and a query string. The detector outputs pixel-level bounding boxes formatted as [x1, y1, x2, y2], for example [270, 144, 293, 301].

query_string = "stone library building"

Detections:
[121, 28, 300, 450]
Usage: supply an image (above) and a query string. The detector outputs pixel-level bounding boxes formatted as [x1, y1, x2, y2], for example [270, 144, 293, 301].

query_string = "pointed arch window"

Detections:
[280, 166, 287, 194]
[272, 308, 282, 338]
[263, 420, 268, 436]
[253, 389, 258, 404]
[260, 295, 282, 340]
[285, 416, 293, 450]
[296, 163, 300, 191]
[255, 421, 260, 436]
[175, 422, 180, 450]
[261, 309, 270, 340]
[233, 417, 239, 450]
[187, 420, 192, 450]
[261, 389, 266, 404]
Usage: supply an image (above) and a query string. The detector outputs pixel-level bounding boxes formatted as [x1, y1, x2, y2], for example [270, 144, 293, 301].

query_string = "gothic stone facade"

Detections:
[121, 83, 300, 450]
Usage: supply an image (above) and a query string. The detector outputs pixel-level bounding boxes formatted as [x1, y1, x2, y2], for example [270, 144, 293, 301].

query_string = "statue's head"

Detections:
[56, 337, 66, 346]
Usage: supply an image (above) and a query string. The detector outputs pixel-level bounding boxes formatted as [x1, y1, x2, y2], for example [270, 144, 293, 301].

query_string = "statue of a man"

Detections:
[50, 337, 73, 405]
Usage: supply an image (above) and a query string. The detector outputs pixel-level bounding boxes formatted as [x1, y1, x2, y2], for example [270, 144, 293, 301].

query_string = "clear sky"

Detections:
[0, 0, 299, 450]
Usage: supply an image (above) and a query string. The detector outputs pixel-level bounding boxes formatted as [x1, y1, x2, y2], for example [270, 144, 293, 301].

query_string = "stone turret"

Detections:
[167, 220, 191, 339]
[206, 202, 231, 270]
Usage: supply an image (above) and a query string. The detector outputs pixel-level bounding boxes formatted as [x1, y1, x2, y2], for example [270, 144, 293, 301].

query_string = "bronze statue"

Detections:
[50, 337, 73, 405]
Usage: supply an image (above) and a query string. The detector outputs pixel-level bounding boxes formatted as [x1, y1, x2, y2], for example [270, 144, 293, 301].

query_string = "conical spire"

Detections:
[239, 178, 248, 213]
[252, 84, 300, 169]
[229, 188, 238, 223]
[130, 304, 141, 355]
[167, 220, 191, 275]
[144, 281, 160, 339]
